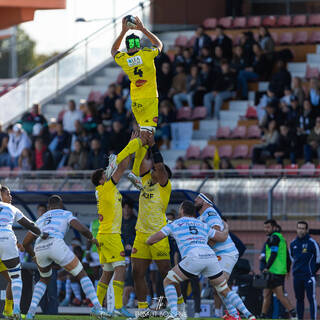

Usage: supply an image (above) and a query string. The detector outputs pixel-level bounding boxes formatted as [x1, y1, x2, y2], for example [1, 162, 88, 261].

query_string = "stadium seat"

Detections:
[185, 145, 201, 159]
[0, 166, 11, 178]
[267, 164, 282, 176]
[305, 65, 320, 79]
[177, 106, 192, 121]
[71, 184, 85, 191]
[201, 145, 216, 159]
[245, 106, 258, 119]
[277, 15, 292, 27]
[232, 144, 249, 159]
[26, 183, 38, 191]
[308, 14, 320, 26]
[87, 90, 103, 104]
[247, 16, 261, 28]
[218, 17, 233, 29]
[232, 34, 242, 45]
[279, 32, 293, 45]
[235, 164, 250, 175]
[203, 17, 217, 29]
[294, 31, 308, 44]
[11, 167, 21, 177]
[285, 164, 299, 175]
[309, 31, 320, 44]
[40, 183, 53, 191]
[233, 17, 247, 28]
[292, 15, 307, 27]
[218, 145, 232, 158]
[247, 125, 261, 139]
[216, 126, 231, 139]
[299, 163, 315, 176]
[191, 106, 207, 120]
[174, 35, 189, 47]
[316, 164, 320, 176]
[187, 164, 201, 170]
[262, 16, 277, 27]
[231, 126, 246, 139]
[251, 164, 266, 176]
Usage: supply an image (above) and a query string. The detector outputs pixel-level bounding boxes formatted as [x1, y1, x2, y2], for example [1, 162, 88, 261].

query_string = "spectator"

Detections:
[240, 31, 257, 66]
[169, 63, 187, 100]
[109, 121, 128, 154]
[32, 137, 54, 170]
[101, 84, 119, 120]
[173, 65, 200, 109]
[86, 138, 105, 170]
[292, 77, 305, 107]
[18, 148, 33, 171]
[21, 103, 47, 135]
[198, 46, 213, 66]
[112, 98, 129, 128]
[237, 44, 268, 99]
[200, 158, 213, 170]
[212, 45, 224, 71]
[219, 157, 234, 170]
[175, 156, 187, 170]
[260, 104, 279, 129]
[157, 62, 173, 99]
[212, 25, 233, 60]
[303, 116, 320, 163]
[309, 77, 320, 108]
[252, 120, 279, 164]
[63, 100, 83, 133]
[274, 125, 298, 164]
[269, 60, 292, 98]
[31, 122, 50, 146]
[67, 140, 88, 170]
[82, 101, 99, 133]
[258, 26, 275, 53]
[230, 45, 246, 74]
[154, 46, 171, 71]
[287, 96, 300, 128]
[256, 87, 278, 122]
[194, 62, 214, 106]
[203, 60, 236, 119]
[297, 99, 316, 145]
[260, 219, 297, 320]
[280, 87, 294, 107]
[8, 123, 31, 168]
[0, 125, 10, 167]
[193, 25, 212, 57]
[289, 221, 320, 320]
[95, 123, 110, 155]
[70, 121, 90, 151]
[180, 48, 195, 73]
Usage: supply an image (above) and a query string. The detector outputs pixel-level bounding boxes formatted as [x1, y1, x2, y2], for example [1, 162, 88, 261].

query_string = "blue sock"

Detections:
[80, 276, 100, 309]
[164, 285, 178, 317]
[225, 291, 251, 318]
[11, 277, 23, 313]
[28, 281, 47, 315]
[65, 279, 71, 300]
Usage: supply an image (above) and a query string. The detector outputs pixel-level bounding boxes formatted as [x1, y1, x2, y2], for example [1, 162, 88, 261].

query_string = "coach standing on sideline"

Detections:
[290, 221, 320, 320]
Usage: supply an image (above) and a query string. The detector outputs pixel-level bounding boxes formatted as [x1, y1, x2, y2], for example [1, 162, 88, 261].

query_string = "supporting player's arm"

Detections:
[70, 219, 99, 247]
[147, 231, 166, 245]
[133, 16, 163, 52]
[111, 17, 130, 57]
[18, 216, 47, 239]
[208, 222, 229, 244]
[22, 231, 37, 258]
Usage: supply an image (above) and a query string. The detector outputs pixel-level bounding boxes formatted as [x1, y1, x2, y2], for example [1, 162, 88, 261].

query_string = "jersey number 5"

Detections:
[189, 226, 198, 235]
[134, 67, 143, 77]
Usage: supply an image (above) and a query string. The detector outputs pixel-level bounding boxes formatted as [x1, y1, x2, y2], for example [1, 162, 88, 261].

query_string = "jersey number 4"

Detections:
[189, 226, 199, 235]
[134, 67, 143, 77]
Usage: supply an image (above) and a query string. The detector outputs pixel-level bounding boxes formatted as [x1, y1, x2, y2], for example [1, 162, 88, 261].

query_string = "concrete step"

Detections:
[42, 104, 66, 120]
[102, 67, 121, 78]
[291, 72, 305, 79]
[316, 45, 320, 54]
[162, 149, 185, 161]
[220, 110, 242, 124]
[74, 85, 106, 95]
[193, 129, 216, 139]
[64, 94, 85, 103]
[258, 82, 269, 91]
[307, 53, 320, 63]
[288, 62, 307, 73]
[93, 76, 110, 86]
[229, 100, 251, 112]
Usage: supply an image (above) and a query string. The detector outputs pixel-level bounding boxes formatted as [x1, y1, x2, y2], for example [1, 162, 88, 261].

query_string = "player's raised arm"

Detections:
[133, 16, 163, 52]
[147, 230, 166, 245]
[111, 17, 130, 57]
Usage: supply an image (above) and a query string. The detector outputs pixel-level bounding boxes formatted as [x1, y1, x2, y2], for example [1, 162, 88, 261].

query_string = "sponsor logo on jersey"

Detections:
[153, 117, 158, 124]
[135, 79, 147, 87]
[127, 55, 143, 67]
[142, 192, 154, 199]
[98, 214, 103, 221]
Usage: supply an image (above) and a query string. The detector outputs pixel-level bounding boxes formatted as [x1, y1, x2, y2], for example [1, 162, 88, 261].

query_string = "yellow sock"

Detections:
[116, 138, 142, 164]
[138, 301, 149, 309]
[4, 298, 13, 315]
[96, 282, 108, 306]
[177, 295, 185, 305]
[132, 145, 149, 176]
[113, 280, 124, 309]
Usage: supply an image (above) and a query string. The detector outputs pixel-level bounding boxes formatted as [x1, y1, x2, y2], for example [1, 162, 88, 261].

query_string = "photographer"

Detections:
[260, 219, 297, 319]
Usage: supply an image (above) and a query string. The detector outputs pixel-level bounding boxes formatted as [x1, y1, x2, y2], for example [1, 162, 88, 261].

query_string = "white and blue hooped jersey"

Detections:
[199, 207, 238, 257]
[160, 217, 216, 259]
[35, 209, 77, 242]
[0, 201, 24, 233]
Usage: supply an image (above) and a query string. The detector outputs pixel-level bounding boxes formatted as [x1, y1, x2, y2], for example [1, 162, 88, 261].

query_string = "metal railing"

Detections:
[0, 1, 151, 125]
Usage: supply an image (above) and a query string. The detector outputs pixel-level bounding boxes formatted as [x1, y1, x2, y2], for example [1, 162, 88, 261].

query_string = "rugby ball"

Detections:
[125, 15, 136, 28]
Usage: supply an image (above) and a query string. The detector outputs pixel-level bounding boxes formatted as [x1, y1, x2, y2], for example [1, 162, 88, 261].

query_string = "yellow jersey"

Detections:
[114, 47, 159, 100]
[95, 179, 122, 234]
[135, 172, 171, 234]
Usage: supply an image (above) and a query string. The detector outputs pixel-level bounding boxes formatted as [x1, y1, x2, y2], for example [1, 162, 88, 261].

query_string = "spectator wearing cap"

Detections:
[8, 123, 31, 168]
[169, 63, 187, 99]
[274, 125, 298, 164]
[32, 137, 55, 170]
[303, 116, 320, 163]
[269, 60, 292, 98]
[212, 25, 233, 60]
[63, 100, 83, 134]
[193, 25, 212, 57]
[292, 77, 305, 107]
[203, 59, 236, 119]
[309, 77, 320, 108]
[21, 103, 47, 135]
[86, 138, 105, 170]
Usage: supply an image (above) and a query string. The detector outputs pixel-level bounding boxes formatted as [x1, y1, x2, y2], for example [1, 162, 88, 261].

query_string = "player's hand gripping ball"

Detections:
[125, 15, 137, 28]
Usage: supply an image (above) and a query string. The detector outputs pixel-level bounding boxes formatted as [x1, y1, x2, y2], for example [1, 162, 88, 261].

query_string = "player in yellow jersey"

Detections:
[106, 16, 163, 190]
[91, 147, 134, 318]
[130, 134, 186, 319]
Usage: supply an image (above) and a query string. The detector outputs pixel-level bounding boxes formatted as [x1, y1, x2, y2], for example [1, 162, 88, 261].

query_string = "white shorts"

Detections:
[35, 238, 75, 268]
[0, 232, 19, 261]
[83, 252, 100, 267]
[179, 252, 222, 279]
[218, 254, 239, 275]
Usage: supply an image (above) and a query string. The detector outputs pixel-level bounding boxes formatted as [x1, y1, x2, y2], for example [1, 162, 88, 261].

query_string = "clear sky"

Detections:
[21, 0, 142, 54]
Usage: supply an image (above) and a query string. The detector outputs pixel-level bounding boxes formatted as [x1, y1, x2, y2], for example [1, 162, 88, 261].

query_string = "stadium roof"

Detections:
[0, 0, 66, 29]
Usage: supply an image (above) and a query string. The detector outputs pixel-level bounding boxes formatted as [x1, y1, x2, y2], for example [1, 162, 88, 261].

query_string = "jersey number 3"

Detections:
[134, 67, 143, 77]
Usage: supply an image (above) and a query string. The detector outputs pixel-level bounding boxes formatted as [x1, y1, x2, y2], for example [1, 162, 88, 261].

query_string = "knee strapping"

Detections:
[166, 270, 182, 284]
[8, 264, 21, 280]
[39, 269, 52, 278]
[215, 280, 228, 293]
[69, 262, 83, 277]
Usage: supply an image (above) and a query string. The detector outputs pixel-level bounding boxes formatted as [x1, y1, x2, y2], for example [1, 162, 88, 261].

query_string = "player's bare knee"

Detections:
[213, 279, 229, 297]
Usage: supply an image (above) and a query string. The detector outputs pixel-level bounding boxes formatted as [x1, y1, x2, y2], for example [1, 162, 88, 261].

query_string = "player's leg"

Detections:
[293, 276, 305, 320]
[305, 276, 317, 320]
[0, 262, 13, 318]
[97, 268, 113, 306]
[273, 284, 297, 319]
[261, 288, 272, 318]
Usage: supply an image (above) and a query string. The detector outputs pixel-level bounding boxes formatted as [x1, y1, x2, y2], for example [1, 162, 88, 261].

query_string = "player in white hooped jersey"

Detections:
[0, 184, 45, 320]
[22, 195, 111, 320]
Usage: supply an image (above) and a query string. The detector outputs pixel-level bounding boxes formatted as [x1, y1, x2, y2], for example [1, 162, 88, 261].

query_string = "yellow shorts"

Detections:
[132, 98, 158, 127]
[97, 233, 125, 264]
[131, 231, 170, 260]
[0, 259, 7, 272]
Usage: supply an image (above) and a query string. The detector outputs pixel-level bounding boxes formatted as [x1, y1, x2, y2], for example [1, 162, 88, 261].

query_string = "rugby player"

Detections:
[0, 184, 46, 320]
[91, 149, 133, 317]
[106, 16, 163, 190]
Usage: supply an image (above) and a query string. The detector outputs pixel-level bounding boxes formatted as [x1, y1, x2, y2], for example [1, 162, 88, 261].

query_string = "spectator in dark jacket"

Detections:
[193, 25, 212, 57]
[274, 125, 298, 164]
[121, 200, 137, 257]
[193, 62, 214, 106]
[21, 103, 48, 135]
[269, 60, 292, 98]
[303, 116, 320, 163]
[157, 62, 173, 100]
[87, 138, 105, 170]
[112, 98, 129, 129]
[101, 84, 119, 120]
[240, 31, 257, 66]
[32, 137, 54, 170]
[67, 140, 88, 170]
[230, 45, 246, 74]
[212, 25, 233, 60]
[95, 123, 110, 155]
[109, 121, 129, 154]
[198, 46, 213, 66]
[297, 99, 316, 146]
